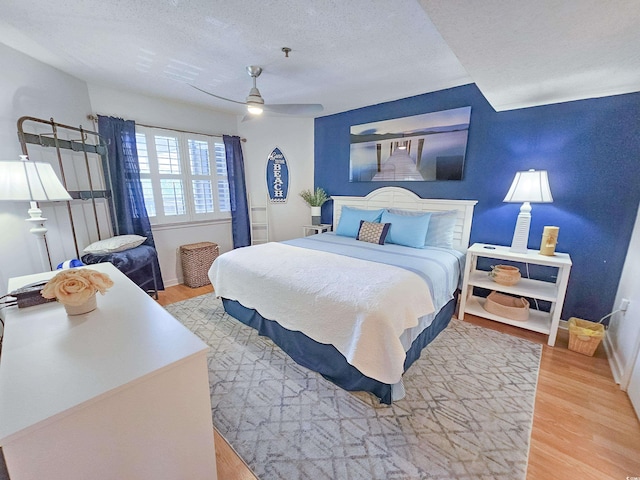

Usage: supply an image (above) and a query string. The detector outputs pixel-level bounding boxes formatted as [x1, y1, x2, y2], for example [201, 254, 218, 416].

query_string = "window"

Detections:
[135, 126, 231, 225]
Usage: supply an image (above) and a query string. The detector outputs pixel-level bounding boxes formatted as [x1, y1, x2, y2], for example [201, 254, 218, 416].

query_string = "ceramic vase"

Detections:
[64, 293, 97, 316]
[311, 206, 321, 225]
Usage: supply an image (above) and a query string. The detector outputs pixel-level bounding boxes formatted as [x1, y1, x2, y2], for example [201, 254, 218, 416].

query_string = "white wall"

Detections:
[0, 43, 314, 293]
[606, 201, 640, 391]
[0, 43, 93, 295]
[238, 116, 315, 242]
[87, 84, 240, 286]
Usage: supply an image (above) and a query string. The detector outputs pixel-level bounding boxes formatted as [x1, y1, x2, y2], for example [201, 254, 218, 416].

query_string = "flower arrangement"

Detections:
[41, 268, 114, 306]
[299, 187, 329, 207]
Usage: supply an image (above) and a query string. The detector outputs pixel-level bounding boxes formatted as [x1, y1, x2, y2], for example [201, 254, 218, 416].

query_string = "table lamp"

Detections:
[503, 169, 553, 253]
[0, 155, 72, 271]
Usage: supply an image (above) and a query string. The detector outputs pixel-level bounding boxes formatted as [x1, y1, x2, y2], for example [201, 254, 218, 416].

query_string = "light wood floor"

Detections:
[159, 286, 640, 480]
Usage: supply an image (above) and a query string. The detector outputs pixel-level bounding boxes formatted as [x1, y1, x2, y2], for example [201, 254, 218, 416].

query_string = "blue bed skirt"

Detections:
[222, 293, 457, 404]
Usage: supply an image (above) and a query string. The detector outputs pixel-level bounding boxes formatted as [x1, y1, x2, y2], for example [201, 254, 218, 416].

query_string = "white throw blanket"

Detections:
[208, 242, 435, 384]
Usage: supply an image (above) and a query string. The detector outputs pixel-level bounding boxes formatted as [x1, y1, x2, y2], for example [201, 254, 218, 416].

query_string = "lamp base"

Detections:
[25, 201, 52, 271]
[510, 202, 531, 254]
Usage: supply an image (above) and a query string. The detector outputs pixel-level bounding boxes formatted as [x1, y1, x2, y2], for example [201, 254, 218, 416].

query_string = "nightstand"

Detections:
[458, 243, 572, 346]
[303, 224, 332, 236]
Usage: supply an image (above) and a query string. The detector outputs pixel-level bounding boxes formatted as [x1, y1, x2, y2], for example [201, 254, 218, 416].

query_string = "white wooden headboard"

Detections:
[331, 187, 477, 253]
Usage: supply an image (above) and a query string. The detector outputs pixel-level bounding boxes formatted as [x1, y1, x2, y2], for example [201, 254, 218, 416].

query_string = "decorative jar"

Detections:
[488, 265, 521, 286]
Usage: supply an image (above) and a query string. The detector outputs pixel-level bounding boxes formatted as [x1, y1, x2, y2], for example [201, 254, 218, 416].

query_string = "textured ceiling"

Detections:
[420, 0, 640, 111]
[1, 0, 638, 117]
[0, 0, 471, 117]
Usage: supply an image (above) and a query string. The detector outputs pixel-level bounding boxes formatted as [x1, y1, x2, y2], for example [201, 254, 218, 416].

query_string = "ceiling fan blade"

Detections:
[192, 78, 324, 116]
[190, 85, 247, 106]
[262, 104, 324, 115]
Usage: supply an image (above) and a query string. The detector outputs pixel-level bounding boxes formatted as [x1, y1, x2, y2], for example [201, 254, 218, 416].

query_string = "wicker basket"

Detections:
[568, 317, 605, 356]
[488, 265, 521, 286]
[180, 242, 219, 288]
[483, 291, 530, 321]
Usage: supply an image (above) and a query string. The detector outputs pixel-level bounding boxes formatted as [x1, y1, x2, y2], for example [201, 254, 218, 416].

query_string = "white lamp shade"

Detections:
[503, 169, 553, 203]
[0, 159, 71, 202]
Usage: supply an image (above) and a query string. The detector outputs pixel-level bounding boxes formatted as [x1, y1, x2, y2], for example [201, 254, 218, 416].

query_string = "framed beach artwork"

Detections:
[349, 106, 472, 182]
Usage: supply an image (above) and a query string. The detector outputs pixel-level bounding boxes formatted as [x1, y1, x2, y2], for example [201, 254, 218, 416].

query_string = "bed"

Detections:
[209, 187, 477, 404]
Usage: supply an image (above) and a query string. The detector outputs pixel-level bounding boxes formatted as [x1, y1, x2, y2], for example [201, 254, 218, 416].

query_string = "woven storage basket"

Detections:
[180, 242, 219, 288]
[568, 317, 605, 356]
[488, 265, 521, 286]
[483, 291, 530, 321]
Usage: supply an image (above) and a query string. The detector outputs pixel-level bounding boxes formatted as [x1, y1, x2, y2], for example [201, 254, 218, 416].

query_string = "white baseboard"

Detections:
[604, 332, 625, 385]
[163, 277, 180, 288]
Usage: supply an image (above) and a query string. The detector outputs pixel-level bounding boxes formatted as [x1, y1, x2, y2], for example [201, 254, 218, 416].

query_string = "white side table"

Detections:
[458, 243, 572, 346]
[303, 224, 332, 236]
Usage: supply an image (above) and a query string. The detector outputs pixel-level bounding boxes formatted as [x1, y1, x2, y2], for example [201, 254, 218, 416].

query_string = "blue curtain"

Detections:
[98, 115, 164, 290]
[223, 135, 251, 248]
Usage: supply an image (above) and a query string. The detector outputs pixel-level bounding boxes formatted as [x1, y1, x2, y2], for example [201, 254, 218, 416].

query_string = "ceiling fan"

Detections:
[192, 66, 324, 116]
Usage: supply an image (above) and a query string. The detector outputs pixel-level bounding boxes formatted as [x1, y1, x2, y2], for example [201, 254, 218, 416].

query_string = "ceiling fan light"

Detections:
[246, 86, 264, 114]
[246, 87, 264, 103]
[247, 104, 264, 115]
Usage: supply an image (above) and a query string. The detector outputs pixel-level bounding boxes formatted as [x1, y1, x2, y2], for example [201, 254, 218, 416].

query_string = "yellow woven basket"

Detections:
[568, 317, 605, 356]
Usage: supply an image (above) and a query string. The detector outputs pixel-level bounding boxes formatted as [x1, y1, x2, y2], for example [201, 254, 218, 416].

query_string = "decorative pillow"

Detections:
[425, 210, 458, 248]
[83, 235, 147, 255]
[387, 208, 458, 248]
[335, 207, 384, 238]
[356, 221, 390, 245]
[380, 211, 431, 248]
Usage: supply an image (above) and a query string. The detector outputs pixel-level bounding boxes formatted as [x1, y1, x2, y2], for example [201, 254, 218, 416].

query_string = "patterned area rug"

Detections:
[166, 294, 542, 480]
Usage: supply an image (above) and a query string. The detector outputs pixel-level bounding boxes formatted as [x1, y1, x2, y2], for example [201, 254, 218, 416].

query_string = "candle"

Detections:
[540, 226, 559, 256]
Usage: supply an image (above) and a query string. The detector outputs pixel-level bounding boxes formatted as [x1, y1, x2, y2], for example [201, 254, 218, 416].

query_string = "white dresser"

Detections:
[0, 263, 217, 480]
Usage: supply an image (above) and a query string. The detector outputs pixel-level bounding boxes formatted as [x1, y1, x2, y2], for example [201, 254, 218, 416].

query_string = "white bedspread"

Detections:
[209, 242, 435, 384]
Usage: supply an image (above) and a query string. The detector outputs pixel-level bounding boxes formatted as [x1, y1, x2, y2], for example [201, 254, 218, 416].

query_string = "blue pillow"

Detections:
[388, 208, 458, 247]
[335, 207, 384, 238]
[381, 210, 432, 248]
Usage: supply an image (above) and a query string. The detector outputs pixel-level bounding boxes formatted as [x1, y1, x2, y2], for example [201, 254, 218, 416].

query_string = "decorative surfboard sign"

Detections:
[266, 147, 289, 203]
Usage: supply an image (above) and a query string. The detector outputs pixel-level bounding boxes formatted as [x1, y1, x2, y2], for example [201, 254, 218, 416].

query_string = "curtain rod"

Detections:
[87, 114, 246, 142]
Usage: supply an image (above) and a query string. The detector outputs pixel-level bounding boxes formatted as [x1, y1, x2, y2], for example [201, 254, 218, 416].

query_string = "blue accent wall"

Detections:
[314, 84, 640, 322]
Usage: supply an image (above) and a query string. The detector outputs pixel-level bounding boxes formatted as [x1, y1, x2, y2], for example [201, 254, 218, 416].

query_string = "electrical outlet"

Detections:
[620, 298, 630, 312]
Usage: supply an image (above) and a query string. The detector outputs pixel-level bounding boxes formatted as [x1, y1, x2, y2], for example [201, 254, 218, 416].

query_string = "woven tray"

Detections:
[483, 291, 530, 321]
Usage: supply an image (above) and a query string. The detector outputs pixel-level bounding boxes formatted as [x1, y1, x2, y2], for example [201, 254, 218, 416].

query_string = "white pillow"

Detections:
[424, 210, 458, 248]
[83, 235, 147, 255]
